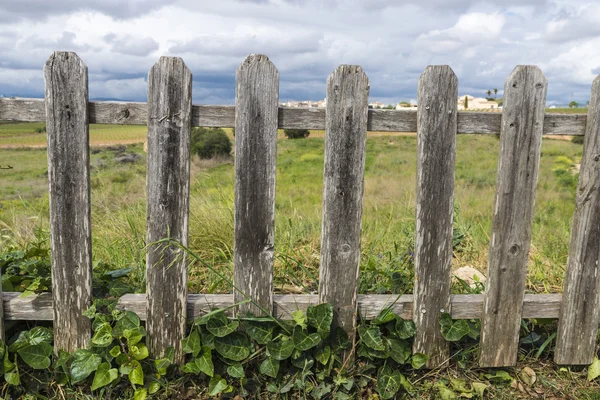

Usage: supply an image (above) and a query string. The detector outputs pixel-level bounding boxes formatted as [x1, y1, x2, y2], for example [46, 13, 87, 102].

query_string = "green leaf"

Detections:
[133, 388, 147, 400]
[484, 370, 512, 382]
[589, 357, 600, 381]
[209, 374, 229, 396]
[259, 357, 280, 378]
[307, 303, 334, 339]
[5, 368, 20, 386]
[104, 267, 133, 278]
[472, 382, 488, 398]
[129, 344, 149, 361]
[315, 345, 331, 365]
[130, 361, 144, 386]
[91, 323, 114, 347]
[181, 360, 201, 374]
[83, 303, 97, 319]
[124, 326, 147, 346]
[70, 349, 103, 384]
[91, 362, 118, 391]
[387, 338, 411, 365]
[155, 357, 171, 375]
[292, 310, 307, 329]
[17, 342, 52, 369]
[196, 346, 214, 377]
[292, 326, 321, 351]
[244, 321, 274, 345]
[450, 378, 472, 393]
[376, 365, 403, 399]
[26, 326, 53, 345]
[438, 384, 457, 400]
[214, 332, 251, 361]
[227, 363, 244, 379]
[149, 381, 161, 394]
[114, 311, 140, 336]
[358, 325, 386, 351]
[182, 330, 201, 357]
[331, 327, 350, 351]
[440, 313, 470, 342]
[394, 318, 416, 339]
[373, 308, 395, 325]
[109, 346, 121, 358]
[411, 353, 429, 369]
[266, 337, 295, 360]
[206, 312, 239, 338]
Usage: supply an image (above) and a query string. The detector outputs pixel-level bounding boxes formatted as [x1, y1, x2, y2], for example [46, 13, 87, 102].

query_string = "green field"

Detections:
[0, 134, 583, 295]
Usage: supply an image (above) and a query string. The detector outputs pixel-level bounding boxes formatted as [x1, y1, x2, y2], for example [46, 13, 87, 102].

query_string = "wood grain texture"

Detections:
[480, 66, 547, 368]
[44, 51, 92, 353]
[0, 98, 587, 135]
[146, 57, 192, 364]
[555, 75, 600, 365]
[0, 271, 4, 343]
[233, 54, 279, 316]
[318, 65, 369, 341]
[413, 66, 458, 368]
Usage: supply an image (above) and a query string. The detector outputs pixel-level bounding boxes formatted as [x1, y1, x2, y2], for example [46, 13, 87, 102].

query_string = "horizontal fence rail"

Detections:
[0, 97, 588, 135]
[1, 51, 600, 370]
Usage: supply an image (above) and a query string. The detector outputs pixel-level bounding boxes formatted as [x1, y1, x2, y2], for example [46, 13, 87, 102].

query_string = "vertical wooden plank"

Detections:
[0, 270, 4, 344]
[555, 75, 600, 365]
[146, 57, 192, 364]
[413, 66, 458, 368]
[480, 66, 547, 367]
[44, 51, 92, 353]
[318, 65, 369, 341]
[234, 54, 279, 316]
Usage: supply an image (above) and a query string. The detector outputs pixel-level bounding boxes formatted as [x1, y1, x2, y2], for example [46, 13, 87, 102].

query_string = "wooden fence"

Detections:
[0, 51, 599, 368]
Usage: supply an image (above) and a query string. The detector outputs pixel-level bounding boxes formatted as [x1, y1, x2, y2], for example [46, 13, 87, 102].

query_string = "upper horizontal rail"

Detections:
[0, 98, 587, 135]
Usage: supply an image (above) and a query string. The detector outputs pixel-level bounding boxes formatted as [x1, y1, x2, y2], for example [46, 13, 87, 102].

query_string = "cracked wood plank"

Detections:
[479, 66, 547, 367]
[233, 54, 279, 316]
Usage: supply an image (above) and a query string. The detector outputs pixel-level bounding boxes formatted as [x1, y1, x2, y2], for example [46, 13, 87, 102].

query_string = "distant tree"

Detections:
[383, 104, 395, 109]
[191, 127, 232, 159]
[464, 96, 469, 109]
[284, 129, 310, 139]
[487, 89, 492, 98]
[569, 101, 579, 108]
[493, 88, 498, 99]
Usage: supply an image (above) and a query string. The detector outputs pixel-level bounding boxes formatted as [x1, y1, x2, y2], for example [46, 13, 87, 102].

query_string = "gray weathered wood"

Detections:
[319, 65, 369, 343]
[413, 66, 458, 368]
[555, 75, 600, 365]
[233, 54, 279, 316]
[0, 270, 4, 344]
[0, 97, 587, 135]
[480, 66, 547, 367]
[44, 51, 93, 353]
[146, 57, 192, 364]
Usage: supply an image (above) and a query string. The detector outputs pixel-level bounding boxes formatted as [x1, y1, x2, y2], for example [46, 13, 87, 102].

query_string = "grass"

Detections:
[0, 133, 584, 295]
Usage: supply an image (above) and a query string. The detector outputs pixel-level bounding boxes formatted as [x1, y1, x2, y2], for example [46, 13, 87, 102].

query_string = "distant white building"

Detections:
[457, 95, 499, 110]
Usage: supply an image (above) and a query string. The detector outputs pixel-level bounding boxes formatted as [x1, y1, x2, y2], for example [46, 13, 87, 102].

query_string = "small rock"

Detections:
[106, 145, 127, 153]
[114, 153, 141, 164]
[453, 266, 486, 288]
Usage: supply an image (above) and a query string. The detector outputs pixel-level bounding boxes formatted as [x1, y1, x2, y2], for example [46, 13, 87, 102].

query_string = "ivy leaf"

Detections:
[5, 367, 20, 386]
[387, 338, 411, 365]
[70, 349, 103, 384]
[17, 342, 52, 369]
[394, 318, 416, 339]
[440, 313, 470, 342]
[109, 346, 121, 358]
[331, 327, 350, 352]
[307, 304, 334, 339]
[358, 325, 386, 351]
[195, 346, 214, 377]
[130, 344, 149, 361]
[376, 365, 403, 399]
[182, 330, 201, 357]
[589, 357, 600, 381]
[214, 332, 251, 361]
[259, 357, 280, 378]
[129, 361, 144, 386]
[133, 388, 147, 400]
[472, 382, 488, 398]
[124, 326, 147, 346]
[91, 362, 118, 391]
[292, 327, 321, 351]
[181, 360, 201, 374]
[292, 310, 307, 329]
[244, 321, 274, 345]
[149, 381, 161, 394]
[91, 323, 114, 347]
[207, 312, 239, 338]
[315, 345, 331, 365]
[438, 384, 457, 400]
[411, 353, 429, 369]
[114, 311, 140, 337]
[227, 363, 244, 379]
[25, 327, 53, 345]
[209, 374, 229, 397]
[155, 357, 171, 376]
[266, 337, 295, 360]
[484, 370, 512, 382]
[372, 308, 395, 325]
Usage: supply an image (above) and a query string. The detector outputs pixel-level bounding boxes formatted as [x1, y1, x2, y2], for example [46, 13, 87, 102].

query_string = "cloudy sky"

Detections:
[0, 0, 598, 106]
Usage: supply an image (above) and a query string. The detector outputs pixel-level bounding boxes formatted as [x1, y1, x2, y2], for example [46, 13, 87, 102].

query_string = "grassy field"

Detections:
[0, 133, 583, 295]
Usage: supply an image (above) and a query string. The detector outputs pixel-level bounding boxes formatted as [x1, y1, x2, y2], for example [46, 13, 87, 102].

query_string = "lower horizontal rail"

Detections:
[2, 292, 562, 321]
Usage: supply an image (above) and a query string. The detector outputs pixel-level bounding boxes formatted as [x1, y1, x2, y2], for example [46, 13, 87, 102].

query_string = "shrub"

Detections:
[284, 128, 310, 139]
[191, 127, 232, 159]
[571, 135, 584, 144]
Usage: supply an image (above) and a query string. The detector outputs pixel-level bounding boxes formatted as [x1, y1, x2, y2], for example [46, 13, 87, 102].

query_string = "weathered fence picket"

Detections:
[555, 75, 600, 365]
[44, 51, 93, 353]
[234, 54, 279, 316]
[479, 66, 547, 367]
[318, 65, 369, 343]
[146, 57, 192, 364]
[413, 66, 458, 368]
[3, 50, 600, 368]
